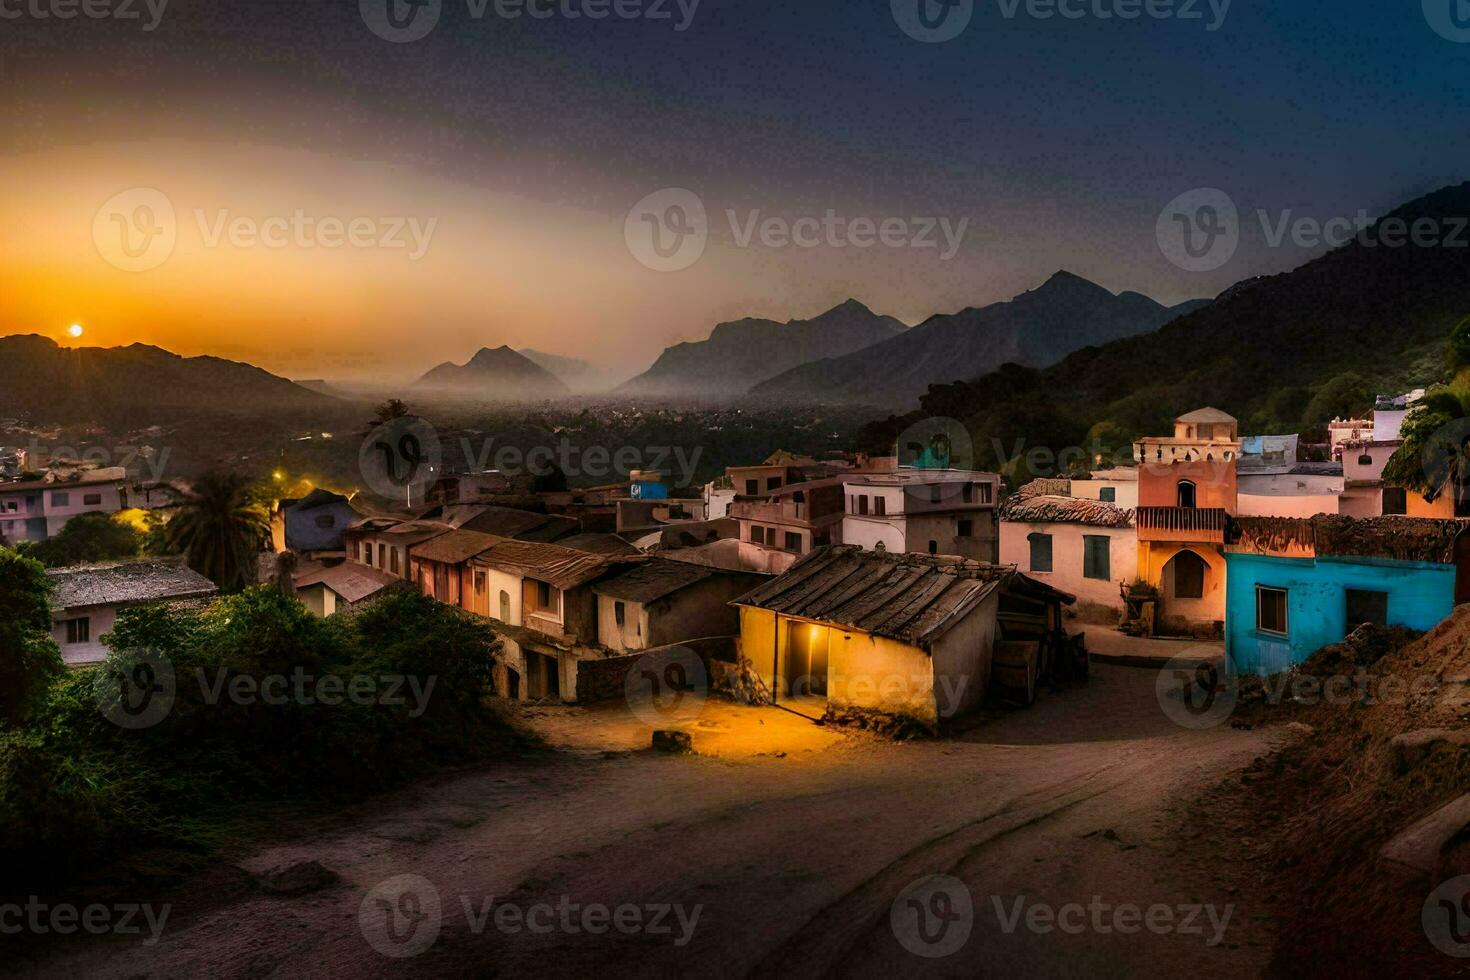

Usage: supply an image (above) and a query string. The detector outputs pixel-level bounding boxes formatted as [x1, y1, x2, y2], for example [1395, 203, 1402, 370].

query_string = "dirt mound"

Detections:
[1299, 622, 1422, 676]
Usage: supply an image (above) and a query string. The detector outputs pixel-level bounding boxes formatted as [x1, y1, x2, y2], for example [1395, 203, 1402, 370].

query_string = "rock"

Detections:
[1382, 793, 1470, 880]
[254, 860, 338, 896]
[1284, 721, 1315, 736]
[652, 730, 693, 753]
[1387, 729, 1470, 770]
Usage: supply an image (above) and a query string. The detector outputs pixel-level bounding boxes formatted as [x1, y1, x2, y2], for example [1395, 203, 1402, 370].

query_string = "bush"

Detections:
[19, 512, 142, 568]
[0, 549, 64, 726]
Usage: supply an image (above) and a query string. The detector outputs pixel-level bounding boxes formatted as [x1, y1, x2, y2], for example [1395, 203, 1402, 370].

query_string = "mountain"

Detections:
[0, 336, 334, 424]
[752, 272, 1209, 409]
[414, 346, 571, 400]
[517, 349, 623, 394]
[615, 299, 907, 400]
[864, 182, 1470, 474]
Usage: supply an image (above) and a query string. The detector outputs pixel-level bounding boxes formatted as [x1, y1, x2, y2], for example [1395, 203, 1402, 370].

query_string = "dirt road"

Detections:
[18, 664, 1280, 979]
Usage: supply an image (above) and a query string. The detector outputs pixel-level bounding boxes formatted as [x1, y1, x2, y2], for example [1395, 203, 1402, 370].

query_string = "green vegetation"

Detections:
[0, 550, 64, 726]
[0, 571, 521, 889]
[163, 471, 271, 591]
[18, 512, 143, 568]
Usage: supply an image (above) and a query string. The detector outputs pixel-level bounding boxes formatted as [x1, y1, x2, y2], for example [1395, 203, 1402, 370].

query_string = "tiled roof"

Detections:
[557, 532, 642, 557]
[1176, 407, 1237, 424]
[294, 562, 401, 604]
[1001, 491, 1134, 528]
[733, 546, 1067, 648]
[48, 560, 219, 610]
[474, 538, 637, 590]
[410, 529, 503, 566]
[592, 558, 713, 603]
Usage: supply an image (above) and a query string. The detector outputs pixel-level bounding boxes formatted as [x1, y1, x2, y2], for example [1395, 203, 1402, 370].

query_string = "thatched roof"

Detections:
[1001, 494, 1134, 528]
[1229, 515, 1467, 564]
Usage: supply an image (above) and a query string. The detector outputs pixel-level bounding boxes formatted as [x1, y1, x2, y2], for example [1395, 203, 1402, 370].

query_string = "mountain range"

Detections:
[615, 299, 907, 400]
[751, 272, 1209, 408]
[414, 346, 571, 400]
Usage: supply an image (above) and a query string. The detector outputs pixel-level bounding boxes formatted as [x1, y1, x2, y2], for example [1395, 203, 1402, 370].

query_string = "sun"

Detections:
[68, 324, 84, 338]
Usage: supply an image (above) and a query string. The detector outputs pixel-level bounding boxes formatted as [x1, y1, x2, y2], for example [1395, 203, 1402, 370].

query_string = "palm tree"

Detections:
[1382, 317, 1470, 505]
[164, 472, 270, 592]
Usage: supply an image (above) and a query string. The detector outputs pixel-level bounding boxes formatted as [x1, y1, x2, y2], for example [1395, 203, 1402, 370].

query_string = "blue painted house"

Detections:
[283, 489, 360, 554]
[1224, 516, 1466, 675]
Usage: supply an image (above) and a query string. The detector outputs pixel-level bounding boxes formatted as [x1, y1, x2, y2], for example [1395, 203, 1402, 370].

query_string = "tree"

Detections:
[0, 549, 64, 725]
[373, 399, 410, 425]
[21, 513, 141, 568]
[1382, 385, 1470, 500]
[163, 472, 270, 592]
[1301, 372, 1373, 427]
[1447, 315, 1470, 376]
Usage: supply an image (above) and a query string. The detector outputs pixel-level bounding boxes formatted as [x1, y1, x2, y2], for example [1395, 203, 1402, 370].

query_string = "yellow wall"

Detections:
[1136, 541, 1228, 627]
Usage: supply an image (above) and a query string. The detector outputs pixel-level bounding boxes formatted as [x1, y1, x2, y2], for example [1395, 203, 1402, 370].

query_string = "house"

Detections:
[1329, 418, 1373, 460]
[615, 495, 708, 535]
[46, 559, 219, 666]
[464, 538, 642, 701]
[410, 529, 504, 607]
[293, 560, 402, 617]
[732, 546, 1073, 730]
[840, 469, 1002, 562]
[591, 558, 765, 655]
[439, 503, 581, 543]
[1224, 515, 1468, 675]
[1070, 467, 1139, 509]
[1236, 462, 1346, 518]
[1238, 434, 1300, 472]
[345, 517, 451, 580]
[999, 479, 1137, 612]
[427, 469, 533, 505]
[279, 489, 360, 554]
[555, 532, 643, 557]
[703, 475, 736, 519]
[730, 477, 847, 574]
[0, 467, 127, 544]
[1131, 408, 1241, 633]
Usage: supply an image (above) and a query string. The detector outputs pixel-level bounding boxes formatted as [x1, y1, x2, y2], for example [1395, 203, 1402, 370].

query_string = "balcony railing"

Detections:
[1136, 507, 1227, 543]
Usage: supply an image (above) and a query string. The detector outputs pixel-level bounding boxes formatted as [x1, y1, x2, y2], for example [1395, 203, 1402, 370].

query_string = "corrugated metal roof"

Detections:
[733, 546, 1027, 647]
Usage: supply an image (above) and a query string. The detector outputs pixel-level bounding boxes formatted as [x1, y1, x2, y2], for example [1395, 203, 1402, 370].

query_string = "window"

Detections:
[378, 543, 387, 569]
[958, 519, 973, 538]
[1346, 589, 1388, 627]
[929, 485, 942, 504]
[51, 492, 69, 507]
[351, 540, 359, 561]
[390, 549, 400, 575]
[1083, 535, 1111, 581]
[766, 477, 782, 491]
[784, 531, 802, 553]
[978, 483, 993, 503]
[962, 483, 974, 503]
[314, 514, 335, 528]
[1028, 532, 1053, 572]
[499, 590, 511, 621]
[614, 601, 626, 626]
[474, 570, 487, 595]
[65, 618, 90, 644]
[1382, 487, 1407, 515]
[745, 479, 759, 495]
[1358, 454, 1374, 466]
[1099, 487, 1117, 503]
[858, 495, 869, 516]
[83, 493, 103, 506]
[1257, 586, 1288, 636]
[875, 496, 886, 516]
[928, 540, 938, 555]
[751, 525, 766, 544]
[1177, 480, 1197, 509]
[1172, 550, 1206, 599]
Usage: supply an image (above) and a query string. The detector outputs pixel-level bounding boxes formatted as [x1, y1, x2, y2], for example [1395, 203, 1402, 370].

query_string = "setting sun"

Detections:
[68, 324, 83, 338]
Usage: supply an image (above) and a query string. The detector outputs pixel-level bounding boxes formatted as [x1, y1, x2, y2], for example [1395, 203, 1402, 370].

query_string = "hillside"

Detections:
[414, 346, 571, 401]
[753, 271, 1208, 409]
[864, 182, 1470, 476]
[517, 348, 624, 394]
[616, 299, 906, 400]
[0, 335, 335, 425]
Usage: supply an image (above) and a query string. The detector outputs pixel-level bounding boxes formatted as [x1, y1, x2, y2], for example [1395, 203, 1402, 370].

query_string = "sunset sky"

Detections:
[1, 2, 1467, 383]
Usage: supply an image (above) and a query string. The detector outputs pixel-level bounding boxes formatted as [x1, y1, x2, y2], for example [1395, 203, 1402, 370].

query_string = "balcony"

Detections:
[1136, 507, 1227, 544]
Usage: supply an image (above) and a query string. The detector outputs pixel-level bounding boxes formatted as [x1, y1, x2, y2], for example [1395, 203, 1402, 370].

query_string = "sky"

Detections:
[1, 0, 1467, 384]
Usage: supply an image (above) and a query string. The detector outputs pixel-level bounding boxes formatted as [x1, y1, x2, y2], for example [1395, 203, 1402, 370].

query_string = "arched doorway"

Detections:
[1163, 549, 1207, 600]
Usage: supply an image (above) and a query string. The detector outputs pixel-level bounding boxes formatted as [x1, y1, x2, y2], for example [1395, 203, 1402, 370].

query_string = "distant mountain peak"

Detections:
[415, 344, 570, 400]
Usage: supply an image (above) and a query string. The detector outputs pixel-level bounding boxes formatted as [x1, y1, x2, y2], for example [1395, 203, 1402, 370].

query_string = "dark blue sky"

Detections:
[3, 0, 1468, 375]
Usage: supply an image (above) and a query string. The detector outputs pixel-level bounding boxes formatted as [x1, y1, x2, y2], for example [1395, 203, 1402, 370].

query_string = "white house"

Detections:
[47, 559, 219, 666]
[999, 481, 1137, 612]
[840, 470, 1002, 562]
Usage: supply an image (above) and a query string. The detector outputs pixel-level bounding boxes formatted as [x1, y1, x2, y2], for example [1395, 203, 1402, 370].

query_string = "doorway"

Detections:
[783, 621, 830, 698]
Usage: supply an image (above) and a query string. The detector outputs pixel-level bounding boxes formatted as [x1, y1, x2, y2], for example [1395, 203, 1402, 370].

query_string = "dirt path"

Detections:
[17, 665, 1280, 979]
